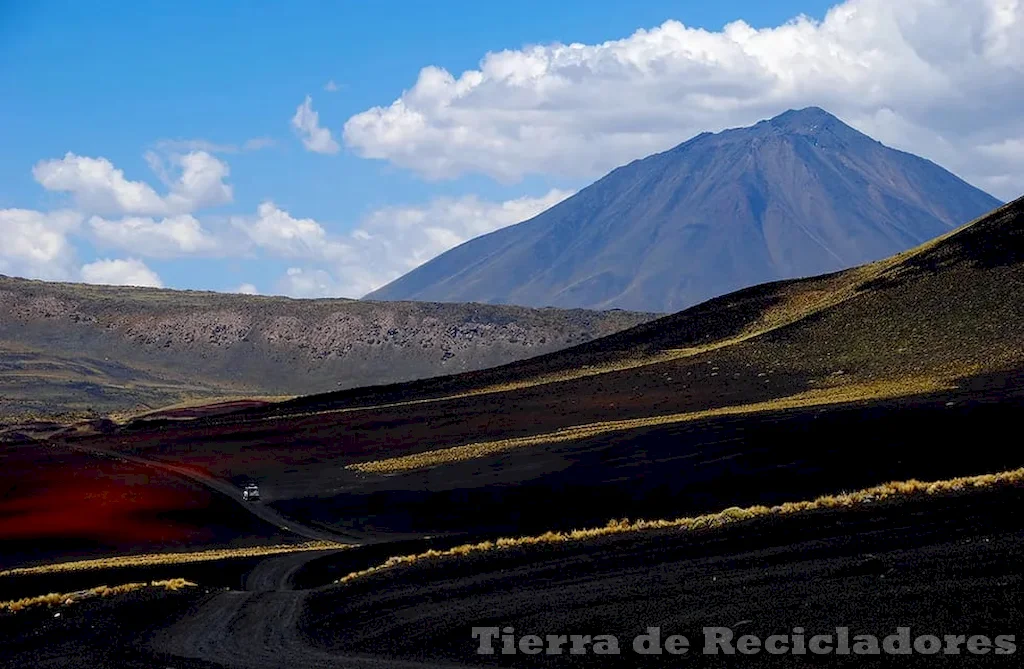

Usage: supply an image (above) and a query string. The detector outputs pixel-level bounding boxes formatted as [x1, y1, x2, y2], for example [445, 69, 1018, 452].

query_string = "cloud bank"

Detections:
[343, 0, 1024, 199]
[6, 140, 570, 298]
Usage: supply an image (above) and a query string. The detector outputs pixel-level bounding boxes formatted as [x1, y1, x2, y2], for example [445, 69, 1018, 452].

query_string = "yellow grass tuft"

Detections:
[335, 467, 1024, 585]
[0, 579, 196, 613]
[0, 541, 348, 578]
[347, 377, 952, 474]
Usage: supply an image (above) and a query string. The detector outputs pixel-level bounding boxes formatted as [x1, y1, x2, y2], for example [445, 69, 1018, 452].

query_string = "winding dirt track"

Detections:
[59, 441, 465, 666]
[141, 483, 1024, 669]
[149, 550, 461, 669]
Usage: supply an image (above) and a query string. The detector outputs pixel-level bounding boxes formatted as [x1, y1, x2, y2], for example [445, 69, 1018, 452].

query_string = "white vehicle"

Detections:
[242, 483, 261, 502]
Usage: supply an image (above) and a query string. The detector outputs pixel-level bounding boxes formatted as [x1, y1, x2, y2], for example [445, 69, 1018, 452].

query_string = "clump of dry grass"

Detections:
[348, 377, 953, 474]
[336, 467, 1024, 585]
[0, 579, 196, 613]
[0, 541, 348, 578]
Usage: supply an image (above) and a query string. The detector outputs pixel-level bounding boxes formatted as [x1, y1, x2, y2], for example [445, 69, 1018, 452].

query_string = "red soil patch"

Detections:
[0, 443, 289, 567]
[0, 447, 209, 550]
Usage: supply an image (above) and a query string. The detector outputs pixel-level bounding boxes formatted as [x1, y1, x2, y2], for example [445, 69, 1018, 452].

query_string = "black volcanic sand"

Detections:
[303, 485, 1024, 668]
[11, 369, 1022, 568]
[96, 344, 819, 474]
[54, 197, 1024, 541]
[3, 483, 1021, 668]
[0, 586, 217, 669]
[3, 199, 1023, 667]
[278, 371, 1024, 537]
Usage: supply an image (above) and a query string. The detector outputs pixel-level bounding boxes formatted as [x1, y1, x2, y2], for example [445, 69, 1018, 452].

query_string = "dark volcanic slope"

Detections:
[0, 276, 651, 419]
[244, 195, 1024, 423]
[72, 197, 1024, 539]
[304, 486, 1024, 668]
[5, 481, 1021, 668]
[367, 107, 1001, 312]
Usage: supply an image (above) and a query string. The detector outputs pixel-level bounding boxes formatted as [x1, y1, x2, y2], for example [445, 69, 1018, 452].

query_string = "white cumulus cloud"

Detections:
[355, 188, 574, 278]
[80, 258, 163, 288]
[343, 0, 1024, 199]
[275, 267, 346, 298]
[0, 208, 82, 281]
[87, 214, 222, 258]
[233, 201, 355, 262]
[1, 188, 571, 294]
[33, 154, 170, 216]
[291, 95, 340, 154]
[33, 150, 233, 216]
[152, 150, 234, 212]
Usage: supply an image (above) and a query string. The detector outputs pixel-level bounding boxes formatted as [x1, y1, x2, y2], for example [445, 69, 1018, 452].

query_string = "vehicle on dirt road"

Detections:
[242, 483, 261, 502]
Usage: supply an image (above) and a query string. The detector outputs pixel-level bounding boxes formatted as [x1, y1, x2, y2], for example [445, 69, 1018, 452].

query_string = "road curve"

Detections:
[58, 441, 461, 666]
[149, 550, 462, 669]
[61, 440, 358, 544]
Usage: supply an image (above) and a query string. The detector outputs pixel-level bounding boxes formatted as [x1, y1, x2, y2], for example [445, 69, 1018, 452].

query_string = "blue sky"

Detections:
[1, 0, 1021, 296]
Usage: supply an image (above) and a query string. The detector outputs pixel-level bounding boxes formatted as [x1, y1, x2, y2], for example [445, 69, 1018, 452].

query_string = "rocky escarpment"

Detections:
[0, 276, 653, 418]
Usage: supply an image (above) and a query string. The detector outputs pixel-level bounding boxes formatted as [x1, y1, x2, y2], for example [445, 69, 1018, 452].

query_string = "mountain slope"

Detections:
[76, 196, 1024, 537]
[366, 107, 1001, 312]
[0, 277, 652, 421]
[344, 195, 1024, 412]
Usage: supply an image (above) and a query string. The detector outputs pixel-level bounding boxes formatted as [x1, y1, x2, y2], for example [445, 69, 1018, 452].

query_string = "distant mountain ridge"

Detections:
[0, 276, 652, 420]
[366, 107, 1001, 313]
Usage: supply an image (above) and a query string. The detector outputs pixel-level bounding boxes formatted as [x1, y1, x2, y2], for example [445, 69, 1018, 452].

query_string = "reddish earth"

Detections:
[0, 443, 291, 568]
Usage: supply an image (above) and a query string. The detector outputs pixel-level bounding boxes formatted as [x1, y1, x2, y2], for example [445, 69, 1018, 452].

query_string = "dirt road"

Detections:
[149, 549, 461, 669]
[138, 483, 1024, 668]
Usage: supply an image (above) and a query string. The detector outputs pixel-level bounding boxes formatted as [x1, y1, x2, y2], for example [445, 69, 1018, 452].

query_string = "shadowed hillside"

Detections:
[55, 196, 1024, 540]
[246, 195, 1024, 421]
